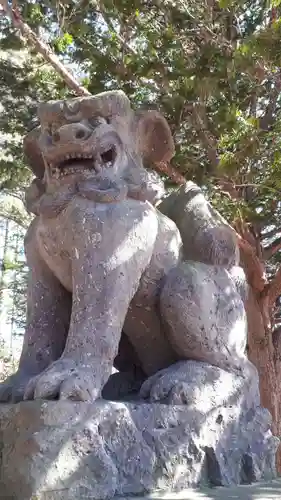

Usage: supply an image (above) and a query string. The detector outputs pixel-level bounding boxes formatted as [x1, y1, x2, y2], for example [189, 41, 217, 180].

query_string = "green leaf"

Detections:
[219, 0, 232, 7]
[62, 33, 73, 47]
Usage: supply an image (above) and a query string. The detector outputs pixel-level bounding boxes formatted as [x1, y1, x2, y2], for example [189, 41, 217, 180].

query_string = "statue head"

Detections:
[24, 91, 174, 215]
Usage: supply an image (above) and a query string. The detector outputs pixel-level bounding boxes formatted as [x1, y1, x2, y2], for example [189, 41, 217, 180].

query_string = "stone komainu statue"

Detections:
[0, 90, 250, 404]
[0, 90, 255, 403]
[0, 91, 278, 497]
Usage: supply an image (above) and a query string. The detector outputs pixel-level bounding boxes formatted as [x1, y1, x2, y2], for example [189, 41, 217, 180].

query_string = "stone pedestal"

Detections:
[0, 400, 278, 500]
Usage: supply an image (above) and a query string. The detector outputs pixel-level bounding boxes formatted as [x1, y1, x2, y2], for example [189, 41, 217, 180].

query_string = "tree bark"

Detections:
[237, 229, 281, 471]
[0, 219, 10, 339]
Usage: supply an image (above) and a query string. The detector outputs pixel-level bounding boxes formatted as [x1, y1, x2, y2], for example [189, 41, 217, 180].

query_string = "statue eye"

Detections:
[88, 117, 101, 128]
[88, 116, 110, 128]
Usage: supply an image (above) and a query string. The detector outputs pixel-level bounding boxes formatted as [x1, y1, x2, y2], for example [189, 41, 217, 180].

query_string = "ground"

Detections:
[118, 479, 281, 499]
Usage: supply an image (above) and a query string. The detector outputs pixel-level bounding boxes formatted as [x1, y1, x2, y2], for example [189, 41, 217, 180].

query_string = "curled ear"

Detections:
[23, 126, 45, 179]
[135, 110, 175, 163]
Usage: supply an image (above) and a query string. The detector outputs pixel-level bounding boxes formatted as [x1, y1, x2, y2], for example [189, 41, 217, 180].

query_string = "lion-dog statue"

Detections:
[0, 91, 255, 407]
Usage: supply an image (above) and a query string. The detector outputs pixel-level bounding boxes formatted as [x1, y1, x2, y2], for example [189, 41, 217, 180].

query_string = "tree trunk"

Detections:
[238, 231, 281, 471]
[246, 288, 279, 427]
[246, 288, 281, 471]
[0, 218, 10, 338]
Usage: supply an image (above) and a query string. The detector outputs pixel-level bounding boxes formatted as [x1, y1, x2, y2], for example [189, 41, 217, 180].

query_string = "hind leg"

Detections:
[140, 261, 258, 406]
[160, 261, 247, 371]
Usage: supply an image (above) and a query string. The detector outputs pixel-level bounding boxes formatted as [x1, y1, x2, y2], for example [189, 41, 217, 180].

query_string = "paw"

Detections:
[24, 358, 101, 402]
[0, 371, 36, 403]
[140, 361, 196, 404]
[140, 360, 245, 410]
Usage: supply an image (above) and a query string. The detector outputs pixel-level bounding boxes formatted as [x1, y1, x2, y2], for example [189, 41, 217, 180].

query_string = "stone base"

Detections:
[0, 400, 278, 500]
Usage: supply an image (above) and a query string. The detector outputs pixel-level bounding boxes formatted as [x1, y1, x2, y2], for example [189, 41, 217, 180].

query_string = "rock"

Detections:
[0, 399, 278, 500]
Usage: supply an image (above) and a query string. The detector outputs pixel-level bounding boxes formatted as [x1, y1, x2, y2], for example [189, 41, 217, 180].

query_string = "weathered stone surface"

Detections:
[159, 182, 239, 269]
[0, 91, 278, 499]
[0, 398, 278, 500]
[0, 91, 253, 406]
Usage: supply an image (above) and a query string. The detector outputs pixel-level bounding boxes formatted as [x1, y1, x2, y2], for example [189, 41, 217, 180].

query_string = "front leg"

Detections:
[0, 219, 71, 402]
[25, 200, 158, 402]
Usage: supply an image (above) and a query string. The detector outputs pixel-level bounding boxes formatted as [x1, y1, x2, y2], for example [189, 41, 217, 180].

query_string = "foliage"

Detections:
[0, 1, 280, 216]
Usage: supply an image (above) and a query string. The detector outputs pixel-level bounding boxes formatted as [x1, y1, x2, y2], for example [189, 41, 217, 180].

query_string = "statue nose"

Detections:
[52, 123, 91, 144]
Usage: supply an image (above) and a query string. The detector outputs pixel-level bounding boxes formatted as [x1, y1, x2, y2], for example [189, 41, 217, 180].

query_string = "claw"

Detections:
[22, 357, 101, 402]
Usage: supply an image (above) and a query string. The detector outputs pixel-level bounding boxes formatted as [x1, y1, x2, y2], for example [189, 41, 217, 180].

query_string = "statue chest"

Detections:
[36, 221, 73, 291]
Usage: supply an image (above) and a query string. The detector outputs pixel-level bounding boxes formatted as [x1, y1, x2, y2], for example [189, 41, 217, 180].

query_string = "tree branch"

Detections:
[236, 234, 267, 293]
[0, 0, 91, 97]
[249, 91, 257, 117]
[259, 75, 281, 131]
[96, 2, 137, 56]
[0, 209, 31, 229]
[191, 102, 219, 171]
[0, 1, 185, 186]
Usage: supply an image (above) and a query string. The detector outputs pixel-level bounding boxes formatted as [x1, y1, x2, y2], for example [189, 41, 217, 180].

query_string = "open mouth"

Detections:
[49, 146, 117, 178]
